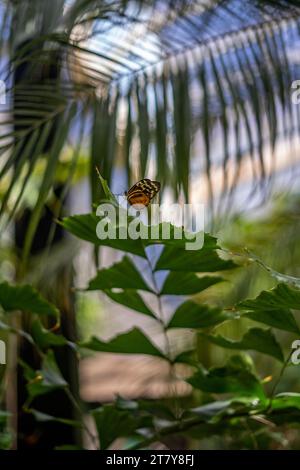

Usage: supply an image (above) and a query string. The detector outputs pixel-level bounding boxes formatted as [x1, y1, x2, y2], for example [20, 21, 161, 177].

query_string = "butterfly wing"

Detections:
[127, 179, 161, 206]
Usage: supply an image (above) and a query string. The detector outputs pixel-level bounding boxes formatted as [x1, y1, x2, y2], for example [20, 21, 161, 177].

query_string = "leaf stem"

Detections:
[144, 248, 181, 418]
[268, 349, 294, 410]
[129, 408, 265, 450]
[65, 388, 99, 450]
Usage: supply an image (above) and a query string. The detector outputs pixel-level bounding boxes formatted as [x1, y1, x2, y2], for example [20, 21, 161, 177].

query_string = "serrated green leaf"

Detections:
[243, 309, 300, 335]
[25, 350, 67, 401]
[87, 257, 152, 292]
[61, 213, 146, 258]
[92, 405, 138, 450]
[62, 213, 225, 265]
[81, 327, 164, 358]
[104, 289, 155, 318]
[202, 328, 284, 362]
[62, 216, 222, 260]
[0, 282, 58, 318]
[239, 283, 300, 311]
[173, 349, 197, 366]
[152, 231, 218, 249]
[188, 355, 266, 403]
[29, 409, 81, 428]
[155, 244, 235, 272]
[168, 301, 231, 329]
[238, 283, 300, 334]
[161, 272, 223, 295]
[31, 319, 74, 350]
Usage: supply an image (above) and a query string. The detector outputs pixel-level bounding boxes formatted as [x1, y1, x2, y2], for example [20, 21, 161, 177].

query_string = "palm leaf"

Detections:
[1, 0, 300, 238]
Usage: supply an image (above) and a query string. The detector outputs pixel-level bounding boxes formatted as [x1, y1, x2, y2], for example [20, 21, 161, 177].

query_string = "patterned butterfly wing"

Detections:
[126, 179, 161, 207]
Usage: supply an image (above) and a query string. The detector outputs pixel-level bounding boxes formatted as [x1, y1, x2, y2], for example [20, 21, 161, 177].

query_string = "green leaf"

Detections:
[115, 396, 174, 421]
[188, 400, 241, 422]
[91, 97, 118, 203]
[25, 350, 67, 401]
[155, 239, 235, 272]
[94, 167, 118, 204]
[161, 273, 223, 295]
[62, 217, 224, 261]
[171, 65, 191, 199]
[0, 129, 39, 222]
[104, 289, 155, 318]
[81, 328, 165, 358]
[168, 301, 231, 329]
[271, 393, 300, 411]
[243, 309, 300, 335]
[31, 319, 75, 350]
[61, 213, 146, 258]
[124, 89, 132, 188]
[188, 355, 266, 403]
[239, 283, 300, 311]
[19, 359, 36, 382]
[60, 212, 100, 244]
[238, 283, 300, 334]
[0, 282, 59, 318]
[186, 399, 257, 436]
[62, 214, 227, 265]
[92, 404, 138, 450]
[154, 76, 168, 186]
[208, 47, 230, 193]
[29, 409, 82, 428]
[173, 349, 197, 366]
[135, 77, 150, 177]
[198, 61, 214, 208]
[202, 328, 284, 362]
[21, 104, 77, 267]
[154, 231, 218, 249]
[87, 257, 152, 292]
[0, 319, 34, 345]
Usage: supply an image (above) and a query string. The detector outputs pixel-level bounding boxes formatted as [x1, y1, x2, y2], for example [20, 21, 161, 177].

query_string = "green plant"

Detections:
[1, 177, 300, 449]
[1, 0, 300, 243]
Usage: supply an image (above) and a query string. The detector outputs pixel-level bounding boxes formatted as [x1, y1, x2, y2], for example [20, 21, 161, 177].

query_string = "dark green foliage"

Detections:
[2, 176, 300, 449]
[81, 328, 165, 358]
[201, 328, 284, 362]
[0, 282, 58, 318]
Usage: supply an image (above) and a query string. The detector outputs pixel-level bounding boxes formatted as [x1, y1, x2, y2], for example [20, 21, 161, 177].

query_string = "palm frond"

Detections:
[1, 0, 300, 239]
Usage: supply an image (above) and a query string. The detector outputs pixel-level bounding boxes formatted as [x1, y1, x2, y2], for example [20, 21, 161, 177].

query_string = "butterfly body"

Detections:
[126, 178, 161, 208]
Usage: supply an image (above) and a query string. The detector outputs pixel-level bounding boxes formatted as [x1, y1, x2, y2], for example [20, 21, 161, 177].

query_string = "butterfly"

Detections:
[125, 179, 161, 208]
